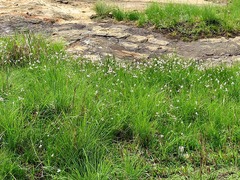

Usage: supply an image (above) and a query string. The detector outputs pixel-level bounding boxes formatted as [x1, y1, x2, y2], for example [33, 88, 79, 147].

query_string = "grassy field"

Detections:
[94, 0, 240, 40]
[0, 34, 240, 179]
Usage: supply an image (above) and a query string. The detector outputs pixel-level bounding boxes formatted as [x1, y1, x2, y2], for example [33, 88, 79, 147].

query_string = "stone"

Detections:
[148, 36, 169, 46]
[146, 45, 159, 51]
[127, 35, 148, 43]
[113, 49, 148, 60]
[107, 28, 130, 39]
[231, 36, 240, 46]
[205, 52, 214, 56]
[93, 28, 108, 36]
[56, 0, 69, 4]
[52, 29, 85, 46]
[199, 37, 228, 43]
[120, 42, 138, 51]
[83, 55, 101, 61]
[67, 45, 88, 53]
[92, 26, 130, 39]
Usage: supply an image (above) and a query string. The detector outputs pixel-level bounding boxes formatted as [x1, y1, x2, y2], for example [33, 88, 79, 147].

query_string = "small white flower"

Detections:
[108, 67, 113, 73]
[0, 97, 4, 102]
[183, 153, 190, 159]
[18, 96, 24, 101]
[179, 146, 184, 153]
[57, 169, 61, 173]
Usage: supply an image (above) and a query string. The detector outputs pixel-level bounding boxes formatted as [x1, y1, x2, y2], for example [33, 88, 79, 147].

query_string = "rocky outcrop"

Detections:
[0, 0, 240, 64]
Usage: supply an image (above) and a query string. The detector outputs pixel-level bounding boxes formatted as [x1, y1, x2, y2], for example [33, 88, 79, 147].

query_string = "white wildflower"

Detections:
[183, 153, 190, 159]
[179, 146, 184, 153]
[18, 96, 24, 101]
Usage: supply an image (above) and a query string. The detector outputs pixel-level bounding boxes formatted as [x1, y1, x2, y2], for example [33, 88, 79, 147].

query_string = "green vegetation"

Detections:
[0, 33, 64, 67]
[1, 34, 240, 179]
[95, 0, 240, 40]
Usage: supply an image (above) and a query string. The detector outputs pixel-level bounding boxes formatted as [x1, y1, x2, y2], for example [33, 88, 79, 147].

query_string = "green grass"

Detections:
[0, 33, 64, 67]
[1, 33, 240, 179]
[94, 1, 113, 17]
[94, 0, 240, 40]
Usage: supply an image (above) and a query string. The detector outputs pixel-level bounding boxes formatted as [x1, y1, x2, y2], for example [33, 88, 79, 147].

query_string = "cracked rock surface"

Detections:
[0, 0, 239, 65]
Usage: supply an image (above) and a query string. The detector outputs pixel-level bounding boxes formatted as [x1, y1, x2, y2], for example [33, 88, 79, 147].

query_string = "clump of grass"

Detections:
[94, 0, 240, 40]
[1, 34, 240, 178]
[0, 149, 27, 179]
[0, 33, 64, 66]
[112, 8, 125, 21]
[94, 1, 113, 17]
[144, 3, 231, 40]
[126, 11, 140, 21]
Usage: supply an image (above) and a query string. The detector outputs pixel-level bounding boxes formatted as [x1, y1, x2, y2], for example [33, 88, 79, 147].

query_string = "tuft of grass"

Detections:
[112, 8, 125, 21]
[0, 149, 27, 179]
[127, 11, 141, 21]
[94, 1, 113, 17]
[0, 33, 64, 67]
[1, 34, 240, 178]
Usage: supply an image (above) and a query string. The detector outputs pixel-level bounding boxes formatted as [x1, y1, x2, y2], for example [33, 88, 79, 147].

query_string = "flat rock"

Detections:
[1, 0, 240, 65]
[52, 29, 83, 43]
[107, 28, 130, 38]
[113, 49, 148, 60]
[92, 27, 108, 36]
[231, 37, 240, 45]
[92, 26, 130, 39]
[146, 45, 160, 51]
[67, 45, 88, 53]
[56, 0, 69, 4]
[120, 42, 139, 50]
[148, 36, 169, 46]
[199, 37, 228, 43]
[127, 35, 148, 43]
